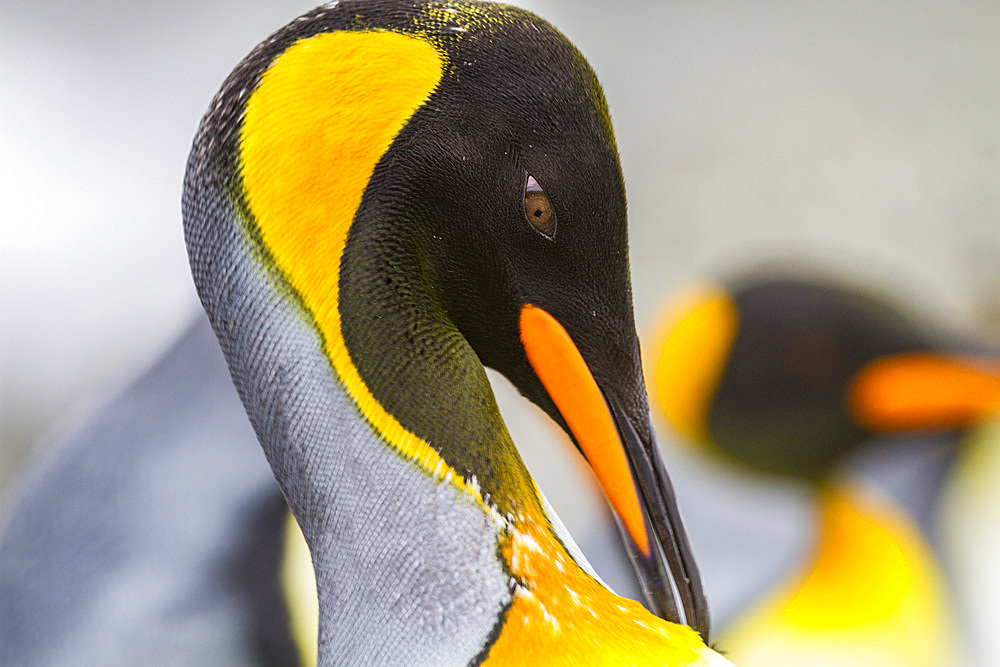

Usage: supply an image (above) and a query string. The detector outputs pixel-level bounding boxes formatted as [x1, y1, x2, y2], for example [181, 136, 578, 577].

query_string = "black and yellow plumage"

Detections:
[651, 272, 1000, 666]
[654, 275, 1000, 480]
[2, 2, 735, 663]
[183, 0, 727, 664]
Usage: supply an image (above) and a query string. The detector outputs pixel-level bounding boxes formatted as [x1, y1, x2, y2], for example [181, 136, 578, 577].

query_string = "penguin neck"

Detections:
[337, 213, 543, 522]
[720, 484, 957, 665]
[783, 483, 939, 628]
[256, 227, 527, 661]
[323, 216, 712, 662]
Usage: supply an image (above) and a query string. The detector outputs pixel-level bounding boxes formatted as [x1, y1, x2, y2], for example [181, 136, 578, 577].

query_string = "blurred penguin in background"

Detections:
[651, 268, 1000, 666]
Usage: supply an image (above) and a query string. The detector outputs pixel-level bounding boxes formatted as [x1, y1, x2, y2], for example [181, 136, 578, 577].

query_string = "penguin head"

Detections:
[186, 0, 708, 636]
[654, 278, 881, 480]
[654, 274, 1000, 482]
[340, 5, 641, 430]
[334, 4, 702, 629]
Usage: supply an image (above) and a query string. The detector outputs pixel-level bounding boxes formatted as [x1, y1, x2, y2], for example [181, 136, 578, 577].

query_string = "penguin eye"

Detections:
[524, 174, 556, 239]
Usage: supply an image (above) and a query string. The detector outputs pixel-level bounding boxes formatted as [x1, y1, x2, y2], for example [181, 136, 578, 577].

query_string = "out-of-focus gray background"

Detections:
[2, 0, 998, 623]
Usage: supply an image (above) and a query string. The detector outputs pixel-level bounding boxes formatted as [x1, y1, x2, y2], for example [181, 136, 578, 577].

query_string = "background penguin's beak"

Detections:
[519, 305, 710, 640]
[848, 352, 1000, 432]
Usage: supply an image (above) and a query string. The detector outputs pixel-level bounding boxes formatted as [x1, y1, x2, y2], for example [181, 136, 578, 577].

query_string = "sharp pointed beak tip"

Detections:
[605, 394, 712, 642]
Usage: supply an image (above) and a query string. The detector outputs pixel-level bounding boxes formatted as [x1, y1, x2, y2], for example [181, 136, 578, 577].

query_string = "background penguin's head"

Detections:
[654, 276, 935, 480]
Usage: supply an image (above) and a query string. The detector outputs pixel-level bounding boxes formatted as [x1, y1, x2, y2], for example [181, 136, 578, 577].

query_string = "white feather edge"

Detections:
[536, 485, 614, 591]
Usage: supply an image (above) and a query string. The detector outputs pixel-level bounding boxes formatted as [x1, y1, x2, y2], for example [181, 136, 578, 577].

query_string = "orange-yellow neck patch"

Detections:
[484, 520, 708, 665]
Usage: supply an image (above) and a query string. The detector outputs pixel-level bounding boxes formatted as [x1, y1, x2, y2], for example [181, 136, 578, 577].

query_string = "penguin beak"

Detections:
[849, 352, 1000, 431]
[519, 304, 710, 640]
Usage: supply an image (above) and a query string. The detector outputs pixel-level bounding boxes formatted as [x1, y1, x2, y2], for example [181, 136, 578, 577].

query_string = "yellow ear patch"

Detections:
[239, 31, 486, 498]
[651, 284, 739, 445]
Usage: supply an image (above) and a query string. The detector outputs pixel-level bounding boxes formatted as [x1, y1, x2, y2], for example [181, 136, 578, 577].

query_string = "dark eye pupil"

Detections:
[524, 174, 556, 238]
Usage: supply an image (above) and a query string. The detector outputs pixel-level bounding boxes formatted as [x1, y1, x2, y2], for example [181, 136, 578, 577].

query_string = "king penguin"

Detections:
[183, 0, 731, 664]
[651, 271, 1000, 666]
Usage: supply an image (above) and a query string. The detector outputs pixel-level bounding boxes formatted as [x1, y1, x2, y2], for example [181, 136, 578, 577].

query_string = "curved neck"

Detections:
[338, 208, 543, 520]
[337, 223, 715, 661]
[190, 129, 714, 667]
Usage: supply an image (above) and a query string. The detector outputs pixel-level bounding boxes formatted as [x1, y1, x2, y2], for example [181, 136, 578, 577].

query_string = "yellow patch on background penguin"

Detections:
[782, 487, 915, 627]
[280, 513, 318, 667]
[720, 484, 960, 667]
[652, 284, 738, 445]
